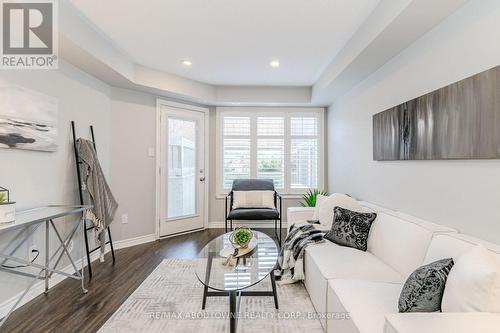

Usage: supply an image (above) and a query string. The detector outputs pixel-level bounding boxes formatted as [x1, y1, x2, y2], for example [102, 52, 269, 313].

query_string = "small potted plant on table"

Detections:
[230, 227, 254, 249]
[0, 187, 16, 224]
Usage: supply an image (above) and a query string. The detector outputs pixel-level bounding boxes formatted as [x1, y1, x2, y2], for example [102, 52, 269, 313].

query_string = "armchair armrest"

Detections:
[287, 207, 315, 225]
[384, 312, 500, 333]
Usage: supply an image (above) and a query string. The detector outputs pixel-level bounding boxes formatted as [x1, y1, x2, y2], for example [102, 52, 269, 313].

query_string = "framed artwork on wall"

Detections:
[0, 80, 58, 152]
[373, 65, 500, 161]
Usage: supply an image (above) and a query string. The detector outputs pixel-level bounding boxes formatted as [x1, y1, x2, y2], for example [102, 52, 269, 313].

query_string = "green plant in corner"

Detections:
[300, 189, 329, 207]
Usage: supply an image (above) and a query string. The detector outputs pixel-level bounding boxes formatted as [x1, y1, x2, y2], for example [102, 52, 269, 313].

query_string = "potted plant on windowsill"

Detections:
[0, 187, 16, 224]
[300, 189, 329, 207]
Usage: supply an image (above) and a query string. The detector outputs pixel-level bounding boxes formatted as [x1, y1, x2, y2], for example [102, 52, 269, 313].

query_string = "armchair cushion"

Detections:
[232, 190, 275, 209]
[227, 208, 279, 220]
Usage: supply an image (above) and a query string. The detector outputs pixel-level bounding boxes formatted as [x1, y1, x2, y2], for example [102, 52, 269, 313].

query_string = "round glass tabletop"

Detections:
[195, 231, 279, 292]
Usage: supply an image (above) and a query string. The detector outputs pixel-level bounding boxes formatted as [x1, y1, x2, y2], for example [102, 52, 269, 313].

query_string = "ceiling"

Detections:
[68, 0, 380, 86]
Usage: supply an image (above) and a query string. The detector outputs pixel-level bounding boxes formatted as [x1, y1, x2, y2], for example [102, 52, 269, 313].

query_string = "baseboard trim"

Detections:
[0, 233, 156, 321]
[112, 233, 156, 250]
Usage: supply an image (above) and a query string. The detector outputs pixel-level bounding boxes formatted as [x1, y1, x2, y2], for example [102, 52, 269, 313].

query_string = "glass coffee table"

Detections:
[195, 231, 279, 333]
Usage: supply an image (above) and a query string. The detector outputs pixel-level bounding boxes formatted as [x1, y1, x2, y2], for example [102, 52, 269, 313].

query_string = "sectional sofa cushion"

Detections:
[306, 241, 404, 284]
[325, 207, 377, 251]
[423, 233, 500, 265]
[286, 207, 315, 227]
[327, 279, 402, 333]
[317, 193, 363, 229]
[311, 194, 327, 220]
[367, 212, 444, 278]
[442, 245, 500, 312]
[304, 241, 403, 329]
[384, 313, 500, 333]
[398, 258, 454, 313]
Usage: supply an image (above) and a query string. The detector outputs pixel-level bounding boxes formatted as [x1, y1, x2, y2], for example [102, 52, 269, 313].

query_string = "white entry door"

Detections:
[159, 103, 207, 236]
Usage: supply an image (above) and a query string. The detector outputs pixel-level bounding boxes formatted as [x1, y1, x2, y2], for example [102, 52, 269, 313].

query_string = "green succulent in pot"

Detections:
[0, 192, 7, 204]
[230, 227, 253, 248]
[300, 189, 329, 207]
[0, 187, 15, 224]
[0, 186, 12, 204]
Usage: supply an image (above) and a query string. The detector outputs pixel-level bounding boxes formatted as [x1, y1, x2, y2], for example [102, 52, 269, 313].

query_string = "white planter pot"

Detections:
[0, 202, 16, 224]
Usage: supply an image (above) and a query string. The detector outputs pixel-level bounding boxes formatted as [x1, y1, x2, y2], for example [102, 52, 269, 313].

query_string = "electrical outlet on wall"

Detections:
[148, 147, 155, 157]
[121, 214, 128, 224]
[28, 245, 38, 262]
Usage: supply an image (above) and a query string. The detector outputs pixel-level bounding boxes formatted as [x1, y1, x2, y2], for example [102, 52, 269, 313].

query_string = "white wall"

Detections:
[0, 61, 111, 304]
[327, 0, 500, 244]
[0, 67, 208, 313]
[108, 99, 317, 231]
[109, 87, 157, 241]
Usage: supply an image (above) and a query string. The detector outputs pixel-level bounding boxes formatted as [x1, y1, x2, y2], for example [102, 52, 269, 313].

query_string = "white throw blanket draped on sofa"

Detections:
[277, 223, 325, 284]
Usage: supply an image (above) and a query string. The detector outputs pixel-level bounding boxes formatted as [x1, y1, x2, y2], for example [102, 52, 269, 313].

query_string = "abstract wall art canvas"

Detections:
[373, 65, 500, 161]
[0, 81, 58, 152]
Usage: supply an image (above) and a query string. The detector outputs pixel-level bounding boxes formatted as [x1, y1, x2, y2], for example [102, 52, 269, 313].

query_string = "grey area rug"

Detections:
[98, 259, 324, 333]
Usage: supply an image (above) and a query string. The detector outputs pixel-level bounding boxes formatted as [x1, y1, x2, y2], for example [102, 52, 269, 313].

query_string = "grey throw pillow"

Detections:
[398, 258, 454, 313]
[324, 207, 377, 251]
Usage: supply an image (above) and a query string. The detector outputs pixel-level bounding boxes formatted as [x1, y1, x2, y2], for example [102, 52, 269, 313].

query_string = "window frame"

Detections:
[216, 107, 325, 196]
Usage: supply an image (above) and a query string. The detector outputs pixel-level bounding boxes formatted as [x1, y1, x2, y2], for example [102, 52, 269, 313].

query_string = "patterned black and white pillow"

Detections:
[398, 258, 454, 313]
[324, 207, 377, 251]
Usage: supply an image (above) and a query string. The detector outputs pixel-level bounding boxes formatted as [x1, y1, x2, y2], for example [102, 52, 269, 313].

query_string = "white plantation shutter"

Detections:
[224, 116, 251, 136]
[219, 110, 322, 193]
[290, 117, 319, 189]
[291, 139, 318, 188]
[291, 117, 318, 136]
[257, 138, 284, 188]
[257, 117, 284, 136]
[256, 117, 284, 188]
[223, 117, 251, 189]
[223, 138, 251, 188]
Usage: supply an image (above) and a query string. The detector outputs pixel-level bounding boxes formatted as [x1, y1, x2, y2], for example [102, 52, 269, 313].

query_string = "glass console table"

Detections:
[0, 205, 91, 328]
[195, 231, 279, 333]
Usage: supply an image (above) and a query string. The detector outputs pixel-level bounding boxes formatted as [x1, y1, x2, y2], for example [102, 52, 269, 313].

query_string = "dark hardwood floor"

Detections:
[3, 228, 282, 333]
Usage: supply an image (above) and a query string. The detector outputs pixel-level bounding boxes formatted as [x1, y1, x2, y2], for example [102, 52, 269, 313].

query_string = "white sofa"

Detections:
[287, 202, 500, 333]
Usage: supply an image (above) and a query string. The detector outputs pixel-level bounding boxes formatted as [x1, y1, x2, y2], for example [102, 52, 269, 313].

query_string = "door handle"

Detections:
[200, 177, 205, 182]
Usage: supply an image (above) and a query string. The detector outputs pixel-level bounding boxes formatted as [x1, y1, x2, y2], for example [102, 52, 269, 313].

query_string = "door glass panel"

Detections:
[167, 118, 197, 219]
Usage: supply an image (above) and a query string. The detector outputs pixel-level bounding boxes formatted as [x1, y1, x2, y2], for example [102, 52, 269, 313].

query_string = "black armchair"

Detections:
[225, 179, 282, 246]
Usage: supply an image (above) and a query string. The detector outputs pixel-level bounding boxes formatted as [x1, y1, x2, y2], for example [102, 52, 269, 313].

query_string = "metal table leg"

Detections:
[47, 220, 81, 279]
[0, 264, 47, 327]
[0, 216, 88, 329]
[229, 290, 240, 333]
[50, 220, 80, 275]
[201, 252, 214, 309]
[44, 220, 49, 295]
[270, 269, 279, 309]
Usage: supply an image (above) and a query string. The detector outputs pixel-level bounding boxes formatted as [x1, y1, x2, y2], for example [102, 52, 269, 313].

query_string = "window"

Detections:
[222, 117, 251, 189]
[217, 108, 324, 194]
[257, 117, 284, 188]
